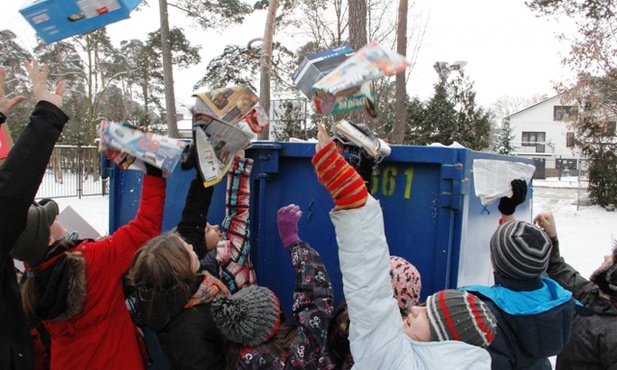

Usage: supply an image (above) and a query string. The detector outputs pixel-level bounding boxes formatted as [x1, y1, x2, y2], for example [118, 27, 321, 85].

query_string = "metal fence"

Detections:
[36, 145, 107, 199]
[529, 156, 591, 180]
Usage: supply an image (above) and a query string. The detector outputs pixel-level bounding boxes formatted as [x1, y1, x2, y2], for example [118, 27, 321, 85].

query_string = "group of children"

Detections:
[1, 60, 616, 370]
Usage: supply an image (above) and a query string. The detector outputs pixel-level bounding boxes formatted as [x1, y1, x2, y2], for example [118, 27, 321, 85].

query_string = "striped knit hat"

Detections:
[389, 256, 421, 311]
[426, 290, 496, 348]
[490, 220, 552, 280]
[210, 285, 282, 347]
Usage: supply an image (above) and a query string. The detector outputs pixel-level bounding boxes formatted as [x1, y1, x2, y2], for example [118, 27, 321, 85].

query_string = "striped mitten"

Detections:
[312, 141, 368, 210]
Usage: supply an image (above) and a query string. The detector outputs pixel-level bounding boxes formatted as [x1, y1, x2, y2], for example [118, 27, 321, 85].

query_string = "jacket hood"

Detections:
[143, 279, 201, 333]
[36, 250, 87, 321]
[464, 278, 576, 358]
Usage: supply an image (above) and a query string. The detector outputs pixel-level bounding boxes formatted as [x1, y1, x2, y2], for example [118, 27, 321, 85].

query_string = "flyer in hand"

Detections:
[193, 115, 252, 187]
[99, 121, 189, 176]
[312, 42, 409, 114]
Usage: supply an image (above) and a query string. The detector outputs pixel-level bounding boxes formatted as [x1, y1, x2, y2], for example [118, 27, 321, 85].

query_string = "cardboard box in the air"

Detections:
[292, 45, 355, 99]
[19, 0, 142, 44]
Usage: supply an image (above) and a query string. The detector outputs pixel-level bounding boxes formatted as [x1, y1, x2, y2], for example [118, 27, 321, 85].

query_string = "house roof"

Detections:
[505, 94, 561, 119]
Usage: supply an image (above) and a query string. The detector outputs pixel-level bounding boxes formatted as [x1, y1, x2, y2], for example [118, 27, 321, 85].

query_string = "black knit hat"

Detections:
[490, 220, 552, 280]
[426, 290, 497, 348]
[11, 198, 58, 268]
[210, 285, 282, 347]
[590, 241, 617, 298]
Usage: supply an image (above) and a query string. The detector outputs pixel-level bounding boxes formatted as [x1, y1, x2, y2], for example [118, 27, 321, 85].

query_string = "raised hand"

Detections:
[533, 211, 557, 238]
[277, 204, 302, 248]
[24, 59, 65, 109]
[315, 123, 331, 153]
[0, 68, 27, 116]
[498, 179, 528, 216]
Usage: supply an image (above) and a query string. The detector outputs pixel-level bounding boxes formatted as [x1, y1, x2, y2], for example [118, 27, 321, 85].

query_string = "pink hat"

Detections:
[389, 256, 422, 311]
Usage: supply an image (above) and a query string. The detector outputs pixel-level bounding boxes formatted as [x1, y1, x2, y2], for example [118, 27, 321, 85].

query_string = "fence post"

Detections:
[78, 146, 83, 199]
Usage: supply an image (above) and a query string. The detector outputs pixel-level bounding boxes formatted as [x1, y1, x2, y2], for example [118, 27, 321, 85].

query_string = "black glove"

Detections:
[144, 162, 163, 178]
[180, 142, 197, 170]
[498, 179, 527, 215]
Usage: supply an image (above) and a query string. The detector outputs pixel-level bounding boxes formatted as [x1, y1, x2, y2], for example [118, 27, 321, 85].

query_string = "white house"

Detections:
[506, 95, 582, 178]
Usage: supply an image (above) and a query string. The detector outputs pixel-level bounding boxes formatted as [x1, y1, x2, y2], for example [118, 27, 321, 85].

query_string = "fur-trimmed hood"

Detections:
[35, 249, 87, 321]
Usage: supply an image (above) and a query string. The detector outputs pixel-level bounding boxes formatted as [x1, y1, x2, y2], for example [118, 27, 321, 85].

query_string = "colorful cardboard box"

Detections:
[19, 0, 143, 44]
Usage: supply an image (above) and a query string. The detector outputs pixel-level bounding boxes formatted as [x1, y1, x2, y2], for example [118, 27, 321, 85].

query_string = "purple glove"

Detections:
[277, 204, 302, 248]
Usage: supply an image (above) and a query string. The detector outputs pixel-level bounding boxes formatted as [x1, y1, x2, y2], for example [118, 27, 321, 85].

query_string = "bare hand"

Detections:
[236, 149, 245, 158]
[533, 211, 557, 238]
[0, 68, 27, 115]
[315, 123, 331, 153]
[24, 59, 65, 109]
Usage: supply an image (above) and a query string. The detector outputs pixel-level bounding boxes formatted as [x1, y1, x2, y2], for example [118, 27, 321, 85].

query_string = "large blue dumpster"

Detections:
[109, 141, 534, 315]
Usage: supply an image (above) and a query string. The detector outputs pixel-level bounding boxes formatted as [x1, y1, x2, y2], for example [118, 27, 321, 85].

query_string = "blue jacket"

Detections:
[463, 277, 576, 370]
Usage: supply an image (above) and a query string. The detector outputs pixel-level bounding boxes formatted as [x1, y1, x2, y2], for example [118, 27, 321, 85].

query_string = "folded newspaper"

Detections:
[312, 42, 409, 114]
[99, 121, 189, 176]
[473, 159, 536, 206]
[193, 114, 252, 187]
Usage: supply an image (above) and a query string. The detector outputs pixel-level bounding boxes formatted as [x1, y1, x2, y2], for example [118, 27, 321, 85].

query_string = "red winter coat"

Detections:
[42, 175, 165, 370]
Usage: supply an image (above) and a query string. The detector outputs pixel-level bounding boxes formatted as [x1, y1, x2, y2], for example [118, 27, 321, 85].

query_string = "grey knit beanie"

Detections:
[490, 220, 552, 280]
[210, 285, 282, 347]
[426, 289, 497, 348]
[11, 198, 58, 268]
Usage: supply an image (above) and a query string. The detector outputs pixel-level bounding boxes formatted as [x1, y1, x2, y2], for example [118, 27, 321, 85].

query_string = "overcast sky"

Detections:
[8, 0, 574, 108]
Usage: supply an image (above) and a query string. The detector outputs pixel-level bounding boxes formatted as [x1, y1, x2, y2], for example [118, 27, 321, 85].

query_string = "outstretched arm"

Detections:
[176, 172, 214, 260]
[312, 124, 415, 368]
[0, 60, 68, 254]
[278, 205, 333, 355]
[216, 156, 257, 293]
[534, 211, 600, 304]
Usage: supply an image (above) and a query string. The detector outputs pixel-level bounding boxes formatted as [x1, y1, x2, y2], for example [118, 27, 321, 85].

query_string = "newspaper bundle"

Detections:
[312, 42, 410, 114]
[193, 115, 252, 187]
[99, 121, 188, 176]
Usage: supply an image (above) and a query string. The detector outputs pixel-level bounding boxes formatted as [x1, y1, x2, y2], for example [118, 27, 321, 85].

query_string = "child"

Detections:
[209, 204, 334, 369]
[127, 153, 254, 369]
[1, 59, 68, 370]
[312, 123, 497, 369]
[462, 180, 576, 369]
[15, 155, 166, 369]
[534, 210, 617, 369]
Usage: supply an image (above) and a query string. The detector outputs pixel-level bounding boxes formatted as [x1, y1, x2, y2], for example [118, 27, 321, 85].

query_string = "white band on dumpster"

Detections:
[473, 159, 536, 206]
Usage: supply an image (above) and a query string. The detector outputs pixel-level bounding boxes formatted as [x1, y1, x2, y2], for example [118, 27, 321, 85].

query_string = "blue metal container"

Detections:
[109, 141, 534, 314]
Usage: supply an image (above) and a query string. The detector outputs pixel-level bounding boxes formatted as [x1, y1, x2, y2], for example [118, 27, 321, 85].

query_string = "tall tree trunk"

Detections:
[258, 0, 279, 140]
[348, 0, 367, 50]
[392, 0, 408, 144]
[347, 0, 368, 126]
[159, 0, 179, 138]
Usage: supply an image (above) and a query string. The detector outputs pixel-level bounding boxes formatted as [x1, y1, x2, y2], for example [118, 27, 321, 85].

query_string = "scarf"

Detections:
[184, 272, 231, 309]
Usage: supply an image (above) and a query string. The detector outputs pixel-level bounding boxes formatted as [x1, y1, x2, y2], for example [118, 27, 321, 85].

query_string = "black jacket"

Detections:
[144, 278, 226, 370]
[466, 273, 576, 370]
[547, 236, 617, 370]
[0, 101, 68, 370]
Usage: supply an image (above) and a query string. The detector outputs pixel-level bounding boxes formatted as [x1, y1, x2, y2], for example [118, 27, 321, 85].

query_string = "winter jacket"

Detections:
[546, 236, 617, 370]
[464, 274, 576, 370]
[216, 157, 257, 293]
[144, 275, 227, 370]
[0, 101, 68, 370]
[38, 174, 165, 370]
[235, 240, 334, 369]
[331, 196, 492, 370]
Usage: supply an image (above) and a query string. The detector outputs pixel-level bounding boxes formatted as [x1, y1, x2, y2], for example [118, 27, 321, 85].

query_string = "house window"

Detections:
[553, 106, 577, 121]
[566, 132, 575, 147]
[522, 131, 546, 146]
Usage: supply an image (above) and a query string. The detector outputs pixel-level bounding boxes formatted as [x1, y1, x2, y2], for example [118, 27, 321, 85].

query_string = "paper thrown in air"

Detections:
[473, 159, 536, 206]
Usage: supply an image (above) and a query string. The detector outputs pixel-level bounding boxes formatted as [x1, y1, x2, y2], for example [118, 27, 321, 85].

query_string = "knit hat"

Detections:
[426, 290, 496, 348]
[389, 256, 422, 311]
[210, 285, 282, 347]
[490, 220, 552, 280]
[11, 198, 58, 268]
[590, 241, 617, 298]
